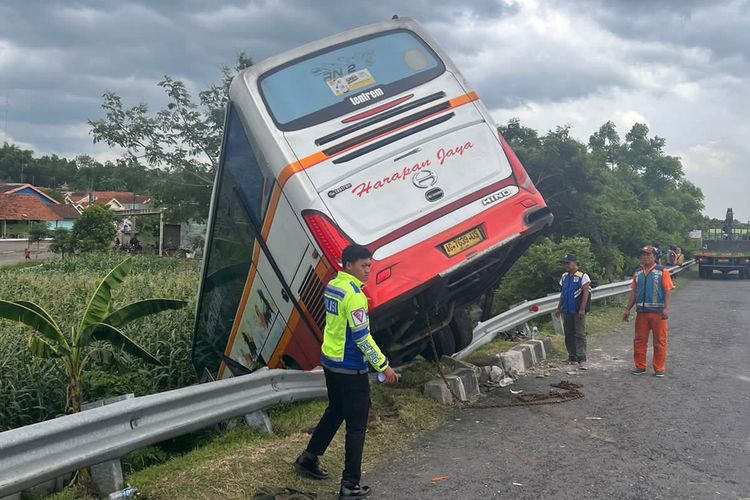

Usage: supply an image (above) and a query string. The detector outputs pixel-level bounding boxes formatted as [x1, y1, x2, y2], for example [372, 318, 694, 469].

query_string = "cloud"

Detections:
[0, 0, 747, 218]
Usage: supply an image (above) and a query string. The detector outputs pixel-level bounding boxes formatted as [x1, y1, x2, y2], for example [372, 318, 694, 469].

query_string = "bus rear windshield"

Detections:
[259, 30, 444, 131]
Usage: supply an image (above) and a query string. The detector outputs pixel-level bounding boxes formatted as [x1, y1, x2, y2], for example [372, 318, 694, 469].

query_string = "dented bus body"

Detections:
[192, 17, 552, 379]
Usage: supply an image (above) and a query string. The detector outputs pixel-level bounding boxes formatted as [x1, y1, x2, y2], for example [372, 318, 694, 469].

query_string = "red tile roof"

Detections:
[48, 204, 81, 219]
[0, 183, 60, 204]
[0, 183, 27, 193]
[67, 191, 151, 207]
[0, 194, 62, 221]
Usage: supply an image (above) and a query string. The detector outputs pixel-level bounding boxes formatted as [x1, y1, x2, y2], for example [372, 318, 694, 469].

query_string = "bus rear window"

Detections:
[259, 30, 444, 131]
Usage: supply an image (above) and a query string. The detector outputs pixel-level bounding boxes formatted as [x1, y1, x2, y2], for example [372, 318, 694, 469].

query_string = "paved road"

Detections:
[0, 240, 53, 266]
[368, 273, 750, 499]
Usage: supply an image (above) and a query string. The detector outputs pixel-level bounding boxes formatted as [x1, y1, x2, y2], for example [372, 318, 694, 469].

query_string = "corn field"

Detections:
[0, 254, 201, 432]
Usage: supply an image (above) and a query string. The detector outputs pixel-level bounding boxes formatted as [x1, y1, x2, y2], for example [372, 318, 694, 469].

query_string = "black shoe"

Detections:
[340, 484, 371, 499]
[293, 452, 329, 480]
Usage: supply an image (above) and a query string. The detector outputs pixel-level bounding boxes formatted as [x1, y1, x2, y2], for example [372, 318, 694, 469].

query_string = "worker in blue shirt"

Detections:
[295, 244, 397, 500]
[555, 254, 592, 369]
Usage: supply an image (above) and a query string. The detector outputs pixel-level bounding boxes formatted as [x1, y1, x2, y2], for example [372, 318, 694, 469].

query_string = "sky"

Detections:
[0, 0, 747, 219]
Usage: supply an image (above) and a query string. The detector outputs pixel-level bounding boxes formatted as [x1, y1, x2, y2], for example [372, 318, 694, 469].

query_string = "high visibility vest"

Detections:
[560, 271, 591, 314]
[321, 271, 389, 374]
[634, 265, 666, 313]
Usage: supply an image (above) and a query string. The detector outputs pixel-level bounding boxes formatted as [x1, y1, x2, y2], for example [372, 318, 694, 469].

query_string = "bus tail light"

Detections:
[303, 211, 352, 270]
[497, 132, 537, 194]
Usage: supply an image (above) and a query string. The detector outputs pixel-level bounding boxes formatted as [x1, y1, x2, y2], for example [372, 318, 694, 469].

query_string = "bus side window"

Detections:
[225, 109, 275, 226]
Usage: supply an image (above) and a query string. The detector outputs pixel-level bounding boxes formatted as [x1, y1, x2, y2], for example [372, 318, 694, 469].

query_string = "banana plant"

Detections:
[0, 257, 186, 414]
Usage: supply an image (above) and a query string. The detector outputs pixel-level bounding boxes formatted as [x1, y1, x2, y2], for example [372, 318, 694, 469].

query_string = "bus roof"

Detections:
[238, 17, 437, 84]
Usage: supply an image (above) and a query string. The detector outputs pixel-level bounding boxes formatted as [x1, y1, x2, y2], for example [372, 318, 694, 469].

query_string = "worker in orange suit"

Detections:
[623, 245, 674, 377]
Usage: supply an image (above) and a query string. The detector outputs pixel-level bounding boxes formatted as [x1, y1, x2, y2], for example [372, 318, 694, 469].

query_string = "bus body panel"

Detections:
[193, 17, 552, 376]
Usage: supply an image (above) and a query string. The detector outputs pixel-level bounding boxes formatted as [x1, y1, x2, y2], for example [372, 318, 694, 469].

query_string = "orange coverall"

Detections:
[631, 266, 674, 373]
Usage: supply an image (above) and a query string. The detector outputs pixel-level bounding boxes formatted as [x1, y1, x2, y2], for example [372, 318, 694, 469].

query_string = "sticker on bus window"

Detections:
[326, 69, 376, 96]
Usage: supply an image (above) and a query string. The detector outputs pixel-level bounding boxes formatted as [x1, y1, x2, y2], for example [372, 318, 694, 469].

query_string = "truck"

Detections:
[696, 208, 750, 279]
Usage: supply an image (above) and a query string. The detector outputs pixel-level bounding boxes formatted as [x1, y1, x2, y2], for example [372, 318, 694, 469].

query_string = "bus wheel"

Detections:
[421, 327, 456, 361]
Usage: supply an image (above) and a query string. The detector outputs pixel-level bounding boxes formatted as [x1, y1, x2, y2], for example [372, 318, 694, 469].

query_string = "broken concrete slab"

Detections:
[441, 355, 481, 376]
[424, 379, 454, 405]
[467, 353, 504, 368]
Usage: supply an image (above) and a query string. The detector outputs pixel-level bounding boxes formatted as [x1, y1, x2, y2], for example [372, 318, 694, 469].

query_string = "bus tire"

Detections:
[421, 327, 456, 361]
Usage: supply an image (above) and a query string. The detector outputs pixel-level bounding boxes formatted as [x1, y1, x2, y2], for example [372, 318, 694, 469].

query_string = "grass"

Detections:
[48, 367, 450, 500]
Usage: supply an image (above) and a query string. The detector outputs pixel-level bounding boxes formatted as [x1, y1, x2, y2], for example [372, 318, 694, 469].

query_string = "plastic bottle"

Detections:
[108, 487, 139, 499]
[531, 326, 539, 338]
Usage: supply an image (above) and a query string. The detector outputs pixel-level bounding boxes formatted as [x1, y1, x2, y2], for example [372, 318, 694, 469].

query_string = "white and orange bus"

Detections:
[192, 17, 552, 380]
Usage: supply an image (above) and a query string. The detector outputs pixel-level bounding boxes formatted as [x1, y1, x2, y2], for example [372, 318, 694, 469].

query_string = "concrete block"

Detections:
[527, 339, 546, 360]
[424, 379, 454, 405]
[1, 493, 22, 500]
[539, 336, 552, 355]
[452, 368, 480, 399]
[499, 349, 526, 374]
[511, 344, 534, 369]
[443, 374, 468, 402]
[440, 355, 480, 376]
[469, 353, 503, 367]
[244, 410, 274, 435]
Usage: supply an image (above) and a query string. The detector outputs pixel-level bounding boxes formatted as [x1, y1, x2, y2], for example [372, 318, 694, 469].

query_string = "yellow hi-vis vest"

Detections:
[321, 271, 389, 374]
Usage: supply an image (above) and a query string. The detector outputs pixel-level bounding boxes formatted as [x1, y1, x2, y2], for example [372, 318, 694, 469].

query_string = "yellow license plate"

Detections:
[442, 228, 485, 257]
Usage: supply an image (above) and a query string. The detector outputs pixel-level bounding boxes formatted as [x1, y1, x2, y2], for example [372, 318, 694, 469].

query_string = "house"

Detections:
[64, 191, 152, 212]
[47, 203, 81, 230]
[0, 183, 60, 205]
[0, 194, 62, 238]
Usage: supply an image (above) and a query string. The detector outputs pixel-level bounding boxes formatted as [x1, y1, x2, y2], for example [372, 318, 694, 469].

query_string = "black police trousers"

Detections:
[306, 368, 370, 486]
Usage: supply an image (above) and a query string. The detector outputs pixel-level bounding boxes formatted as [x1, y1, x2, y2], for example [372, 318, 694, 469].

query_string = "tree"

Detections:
[0, 257, 186, 413]
[27, 222, 50, 253]
[89, 53, 254, 222]
[49, 227, 76, 258]
[72, 205, 117, 252]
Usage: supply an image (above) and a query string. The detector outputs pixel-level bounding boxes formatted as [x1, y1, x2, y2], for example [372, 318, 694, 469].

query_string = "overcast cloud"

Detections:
[0, 0, 747, 219]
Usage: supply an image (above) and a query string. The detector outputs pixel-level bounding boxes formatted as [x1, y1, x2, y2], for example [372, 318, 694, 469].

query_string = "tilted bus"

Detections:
[192, 17, 553, 380]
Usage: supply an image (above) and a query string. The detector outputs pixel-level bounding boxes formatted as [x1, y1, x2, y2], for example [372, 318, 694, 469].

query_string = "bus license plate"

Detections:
[442, 228, 485, 257]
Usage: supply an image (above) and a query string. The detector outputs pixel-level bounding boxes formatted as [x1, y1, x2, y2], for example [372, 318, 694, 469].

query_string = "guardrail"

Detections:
[0, 260, 695, 496]
[0, 369, 326, 496]
[455, 260, 695, 359]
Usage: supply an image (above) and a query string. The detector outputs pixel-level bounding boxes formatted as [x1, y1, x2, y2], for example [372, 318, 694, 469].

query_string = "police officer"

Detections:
[555, 254, 591, 369]
[294, 244, 397, 500]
